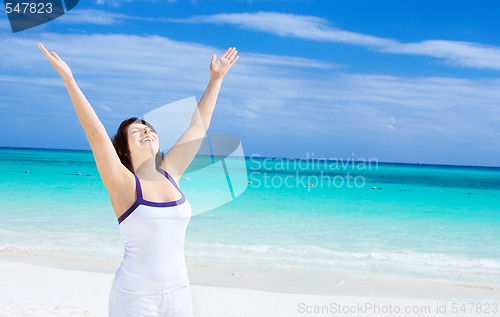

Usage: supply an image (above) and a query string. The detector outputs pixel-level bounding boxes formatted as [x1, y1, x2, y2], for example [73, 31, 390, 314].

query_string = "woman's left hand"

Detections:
[210, 47, 239, 80]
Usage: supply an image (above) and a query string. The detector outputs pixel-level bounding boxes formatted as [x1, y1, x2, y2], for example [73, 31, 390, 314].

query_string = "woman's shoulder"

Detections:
[108, 171, 137, 220]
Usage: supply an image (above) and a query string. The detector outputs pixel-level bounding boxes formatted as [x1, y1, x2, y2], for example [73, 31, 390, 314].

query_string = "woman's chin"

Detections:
[133, 145, 158, 154]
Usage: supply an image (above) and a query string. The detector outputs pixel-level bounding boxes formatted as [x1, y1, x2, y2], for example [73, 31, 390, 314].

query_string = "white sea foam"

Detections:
[2, 227, 499, 287]
[0, 228, 122, 260]
[184, 241, 500, 287]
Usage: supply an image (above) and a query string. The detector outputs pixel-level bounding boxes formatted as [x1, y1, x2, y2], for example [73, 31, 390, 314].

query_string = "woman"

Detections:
[39, 42, 239, 316]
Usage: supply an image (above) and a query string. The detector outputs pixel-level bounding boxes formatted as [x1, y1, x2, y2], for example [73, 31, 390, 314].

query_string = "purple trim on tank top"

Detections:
[117, 168, 186, 224]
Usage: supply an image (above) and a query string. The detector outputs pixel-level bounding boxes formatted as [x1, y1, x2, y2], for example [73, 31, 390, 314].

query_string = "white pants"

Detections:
[108, 282, 193, 317]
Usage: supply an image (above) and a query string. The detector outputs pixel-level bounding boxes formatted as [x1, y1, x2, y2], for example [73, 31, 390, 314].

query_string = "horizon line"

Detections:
[1, 145, 499, 169]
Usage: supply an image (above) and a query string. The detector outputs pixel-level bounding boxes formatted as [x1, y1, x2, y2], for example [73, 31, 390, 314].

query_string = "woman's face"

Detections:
[127, 123, 159, 157]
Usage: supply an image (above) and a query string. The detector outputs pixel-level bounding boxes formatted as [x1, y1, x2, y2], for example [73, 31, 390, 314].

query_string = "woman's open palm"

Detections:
[210, 47, 239, 79]
[38, 43, 73, 81]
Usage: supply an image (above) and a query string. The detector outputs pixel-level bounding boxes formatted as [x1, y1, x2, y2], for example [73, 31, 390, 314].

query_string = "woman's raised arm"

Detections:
[39, 43, 130, 192]
[38, 43, 108, 140]
[162, 47, 239, 182]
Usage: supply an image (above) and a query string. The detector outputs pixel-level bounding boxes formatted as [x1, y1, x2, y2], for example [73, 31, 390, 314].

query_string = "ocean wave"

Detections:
[2, 227, 499, 287]
[0, 228, 122, 260]
[184, 241, 500, 286]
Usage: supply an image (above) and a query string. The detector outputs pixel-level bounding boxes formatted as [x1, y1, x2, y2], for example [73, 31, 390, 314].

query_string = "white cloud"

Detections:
[0, 32, 338, 124]
[0, 32, 498, 165]
[233, 51, 340, 70]
[0, 75, 66, 87]
[6, 10, 500, 70]
[382, 40, 500, 69]
[56, 9, 148, 25]
[171, 12, 500, 70]
[169, 12, 395, 48]
[95, 0, 175, 7]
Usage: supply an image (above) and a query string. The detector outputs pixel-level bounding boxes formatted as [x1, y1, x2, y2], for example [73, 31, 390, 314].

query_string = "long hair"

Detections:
[111, 117, 163, 174]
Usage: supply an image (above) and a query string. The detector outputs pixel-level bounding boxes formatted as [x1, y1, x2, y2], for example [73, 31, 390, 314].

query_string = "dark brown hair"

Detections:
[111, 117, 163, 174]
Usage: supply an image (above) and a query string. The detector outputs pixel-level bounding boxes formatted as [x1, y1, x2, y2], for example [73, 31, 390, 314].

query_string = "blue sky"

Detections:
[1, 0, 499, 167]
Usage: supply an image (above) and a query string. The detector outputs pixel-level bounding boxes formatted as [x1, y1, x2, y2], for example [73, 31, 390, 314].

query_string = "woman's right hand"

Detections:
[38, 43, 73, 82]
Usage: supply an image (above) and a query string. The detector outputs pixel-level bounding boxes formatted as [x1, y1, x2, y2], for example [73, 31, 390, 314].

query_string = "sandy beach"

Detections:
[1, 253, 500, 317]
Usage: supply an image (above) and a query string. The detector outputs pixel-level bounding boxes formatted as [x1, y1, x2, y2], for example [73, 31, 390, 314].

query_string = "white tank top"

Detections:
[113, 167, 191, 294]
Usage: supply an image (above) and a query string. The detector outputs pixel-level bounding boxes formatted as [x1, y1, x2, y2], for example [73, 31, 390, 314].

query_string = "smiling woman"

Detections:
[38, 42, 239, 317]
[111, 117, 163, 175]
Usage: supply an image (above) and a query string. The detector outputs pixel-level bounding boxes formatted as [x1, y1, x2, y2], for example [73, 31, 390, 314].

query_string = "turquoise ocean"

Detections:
[1, 147, 499, 288]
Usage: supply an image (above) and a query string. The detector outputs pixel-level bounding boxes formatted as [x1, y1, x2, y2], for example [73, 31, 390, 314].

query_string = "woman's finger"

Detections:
[51, 51, 61, 61]
[222, 47, 232, 59]
[39, 43, 55, 61]
[228, 47, 236, 59]
[39, 43, 62, 63]
[38, 43, 50, 57]
[230, 55, 239, 65]
[38, 42, 50, 55]
[228, 49, 237, 60]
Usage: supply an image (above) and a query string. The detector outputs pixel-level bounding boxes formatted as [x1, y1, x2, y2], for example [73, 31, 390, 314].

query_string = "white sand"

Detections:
[1, 258, 500, 317]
